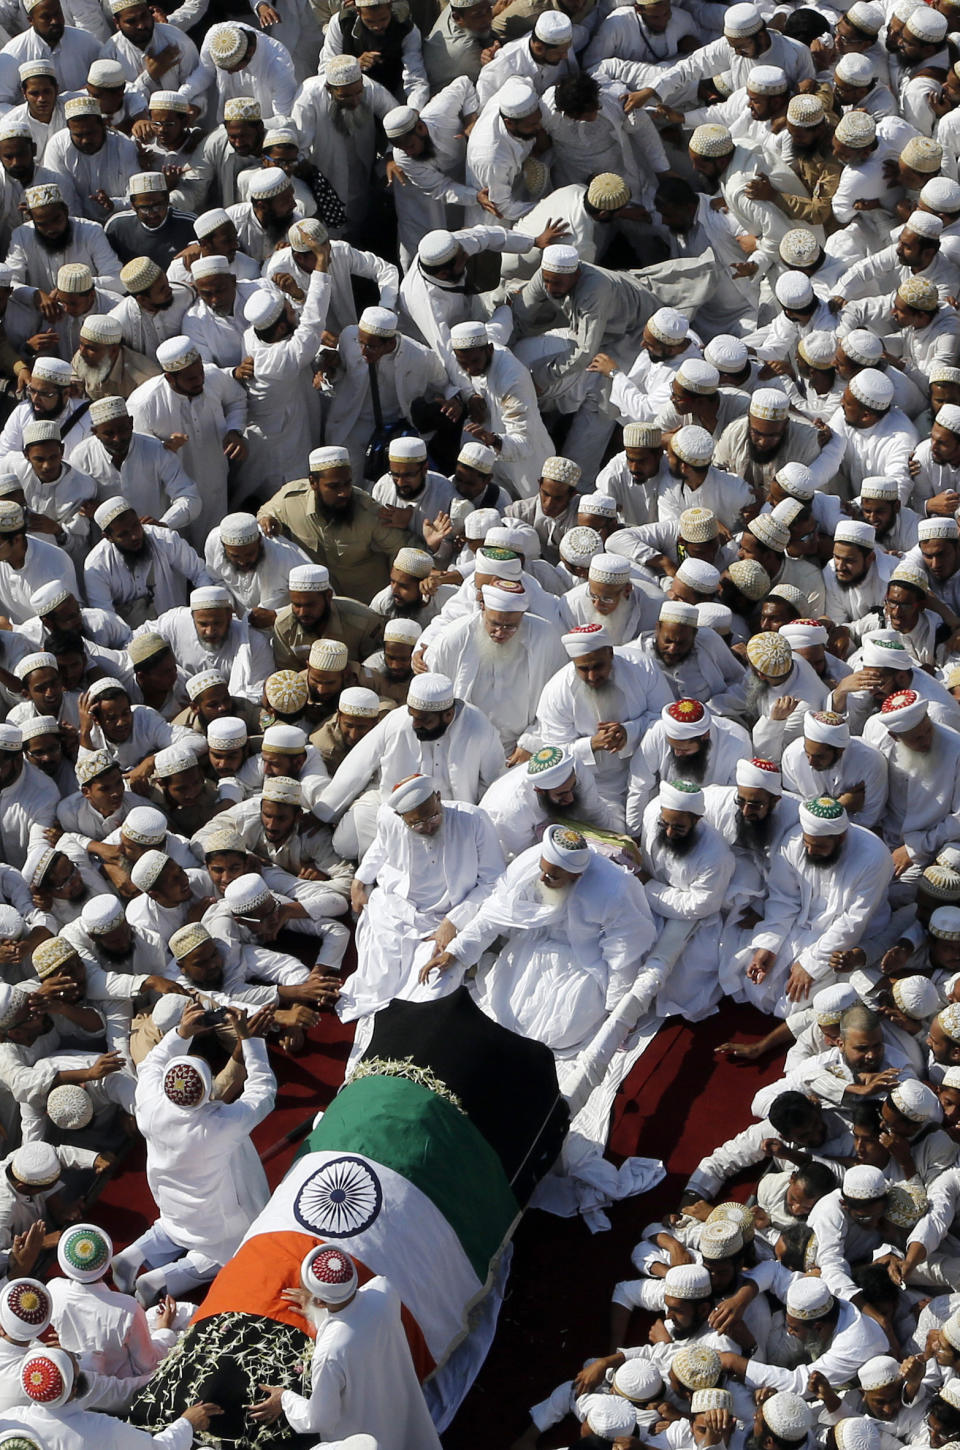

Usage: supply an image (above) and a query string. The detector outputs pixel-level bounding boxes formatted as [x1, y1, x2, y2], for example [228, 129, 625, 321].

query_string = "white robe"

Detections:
[143, 606, 274, 703]
[1, 1404, 192, 1450]
[339, 799, 504, 1021]
[640, 801, 735, 1020]
[317, 698, 505, 821]
[126, 365, 247, 550]
[69, 431, 201, 532]
[480, 756, 625, 858]
[860, 718, 960, 861]
[534, 651, 674, 808]
[744, 821, 895, 1015]
[780, 734, 889, 831]
[239, 268, 330, 495]
[135, 1026, 275, 1261]
[48, 1277, 176, 1379]
[83, 526, 217, 627]
[280, 1277, 441, 1450]
[449, 843, 656, 1056]
[0, 535, 77, 626]
[425, 610, 568, 753]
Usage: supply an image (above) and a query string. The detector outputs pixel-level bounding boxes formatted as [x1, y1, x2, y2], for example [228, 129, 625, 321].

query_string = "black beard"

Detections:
[418, 134, 435, 160]
[834, 570, 867, 591]
[35, 220, 71, 252]
[656, 821, 698, 856]
[151, 293, 174, 311]
[669, 740, 710, 782]
[117, 539, 150, 561]
[804, 841, 842, 867]
[412, 720, 447, 741]
[316, 499, 354, 525]
[539, 785, 581, 822]
[263, 210, 295, 242]
[383, 596, 422, 619]
[735, 807, 772, 850]
[747, 438, 783, 462]
[100, 942, 133, 962]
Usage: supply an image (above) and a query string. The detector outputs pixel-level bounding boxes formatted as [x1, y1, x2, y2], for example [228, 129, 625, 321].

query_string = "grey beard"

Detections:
[332, 101, 371, 136]
[587, 600, 630, 644]
[743, 671, 767, 722]
[475, 625, 525, 667]
[585, 680, 625, 723]
[72, 350, 113, 389]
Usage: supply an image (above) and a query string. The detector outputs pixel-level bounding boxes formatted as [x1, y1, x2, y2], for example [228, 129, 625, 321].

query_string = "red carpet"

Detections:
[94, 999, 784, 1447]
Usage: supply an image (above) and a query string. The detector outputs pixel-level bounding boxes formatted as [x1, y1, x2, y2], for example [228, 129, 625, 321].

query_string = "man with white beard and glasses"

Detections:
[417, 824, 659, 1054]
[480, 743, 626, 857]
[637, 778, 735, 1021]
[423, 578, 566, 760]
[624, 598, 745, 708]
[563, 552, 663, 643]
[862, 689, 960, 891]
[534, 621, 674, 811]
[742, 795, 894, 1016]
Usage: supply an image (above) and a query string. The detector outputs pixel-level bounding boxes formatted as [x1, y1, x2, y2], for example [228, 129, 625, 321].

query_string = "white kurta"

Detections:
[280, 1277, 441, 1450]
[5, 215, 121, 293]
[424, 611, 568, 753]
[143, 606, 274, 702]
[780, 734, 889, 830]
[127, 364, 247, 549]
[480, 755, 625, 858]
[339, 799, 504, 1020]
[449, 843, 656, 1056]
[317, 698, 505, 820]
[84, 527, 216, 626]
[534, 652, 675, 808]
[135, 1026, 275, 1261]
[745, 822, 895, 1015]
[239, 268, 330, 494]
[49, 1277, 176, 1379]
[69, 431, 201, 532]
[205, 528, 310, 615]
[0, 535, 78, 626]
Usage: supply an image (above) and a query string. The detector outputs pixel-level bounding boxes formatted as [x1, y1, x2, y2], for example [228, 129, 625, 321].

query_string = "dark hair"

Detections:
[931, 1398, 960, 1436]
[768, 1091, 819, 1137]
[655, 175, 698, 208]
[792, 1160, 836, 1200]
[778, 1223, 814, 1271]
[853, 1261, 897, 1313]
[554, 72, 600, 118]
[851, 1100, 883, 1133]
[45, 627, 85, 658]
[782, 7, 830, 40]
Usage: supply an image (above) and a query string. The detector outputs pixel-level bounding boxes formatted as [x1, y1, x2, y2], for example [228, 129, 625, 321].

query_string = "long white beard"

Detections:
[475, 626, 525, 670]
[582, 679, 625, 724]
[894, 736, 940, 789]
[332, 101, 370, 137]
[72, 350, 113, 389]
[534, 878, 572, 907]
[588, 599, 630, 644]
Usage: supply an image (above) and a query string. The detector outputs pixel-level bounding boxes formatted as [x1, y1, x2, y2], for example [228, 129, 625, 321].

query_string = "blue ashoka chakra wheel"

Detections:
[293, 1155, 383, 1238]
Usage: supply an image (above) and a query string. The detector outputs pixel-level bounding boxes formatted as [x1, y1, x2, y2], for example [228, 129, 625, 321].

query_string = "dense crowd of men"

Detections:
[1, 0, 960, 1442]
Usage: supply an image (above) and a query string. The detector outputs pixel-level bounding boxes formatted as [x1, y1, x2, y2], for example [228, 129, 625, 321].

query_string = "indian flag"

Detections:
[130, 989, 569, 1443]
[196, 1072, 521, 1372]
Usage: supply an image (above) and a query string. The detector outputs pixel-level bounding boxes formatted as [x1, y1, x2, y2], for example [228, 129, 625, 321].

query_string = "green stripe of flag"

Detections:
[305, 1074, 520, 1281]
